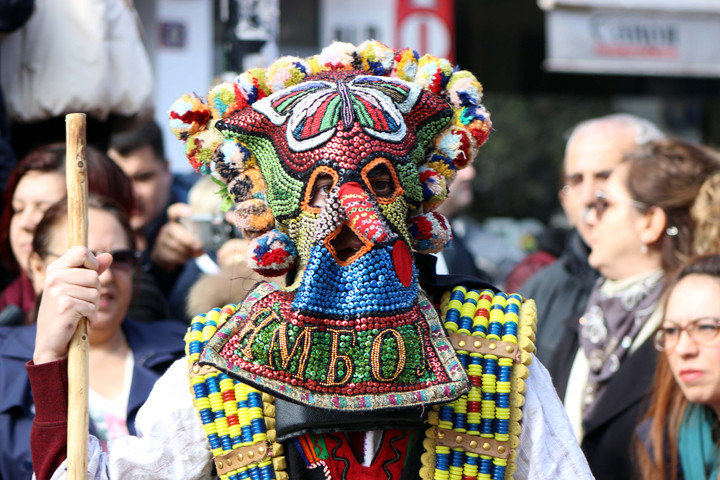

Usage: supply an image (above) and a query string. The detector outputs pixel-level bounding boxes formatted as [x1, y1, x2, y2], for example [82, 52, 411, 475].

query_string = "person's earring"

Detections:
[640, 244, 648, 254]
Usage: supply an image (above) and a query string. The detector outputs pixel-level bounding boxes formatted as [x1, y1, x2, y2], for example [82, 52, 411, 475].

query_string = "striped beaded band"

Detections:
[420, 286, 536, 480]
[186, 305, 287, 480]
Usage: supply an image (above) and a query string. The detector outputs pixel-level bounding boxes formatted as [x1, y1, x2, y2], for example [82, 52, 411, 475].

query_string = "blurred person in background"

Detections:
[636, 254, 720, 480]
[520, 114, 664, 363]
[691, 172, 720, 256]
[167, 176, 262, 322]
[2, 0, 153, 162]
[434, 163, 492, 282]
[549, 138, 720, 480]
[0, 0, 34, 196]
[108, 121, 202, 300]
[0, 144, 157, 324]
[0, 195, 186, 479]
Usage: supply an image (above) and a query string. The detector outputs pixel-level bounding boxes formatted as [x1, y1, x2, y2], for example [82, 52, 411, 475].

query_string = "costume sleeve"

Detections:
[33, 358, 214, 480]
[514, 357, 595, 479]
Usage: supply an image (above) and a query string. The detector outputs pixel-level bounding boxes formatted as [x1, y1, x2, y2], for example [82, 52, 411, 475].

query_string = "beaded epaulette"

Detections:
[186, 305, 288, 480]
[419, 287, 537, 480]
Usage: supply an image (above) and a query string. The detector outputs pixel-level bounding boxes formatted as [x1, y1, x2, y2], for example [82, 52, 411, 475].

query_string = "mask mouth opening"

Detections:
[326, 223, 371, 265]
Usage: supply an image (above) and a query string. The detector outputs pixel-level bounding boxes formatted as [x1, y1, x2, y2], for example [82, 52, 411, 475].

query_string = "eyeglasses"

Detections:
[40, 249, 140, 273]
[653, 317, 720, 351]
[590, 190, 649, 220]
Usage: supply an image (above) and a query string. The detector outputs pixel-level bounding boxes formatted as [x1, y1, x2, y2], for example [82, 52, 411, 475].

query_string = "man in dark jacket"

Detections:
[520, 113, 664, 364]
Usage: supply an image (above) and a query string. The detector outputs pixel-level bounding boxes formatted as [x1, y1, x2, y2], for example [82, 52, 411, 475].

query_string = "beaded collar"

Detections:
[186, 284, 536, 480]
[198, 281, 468, 410]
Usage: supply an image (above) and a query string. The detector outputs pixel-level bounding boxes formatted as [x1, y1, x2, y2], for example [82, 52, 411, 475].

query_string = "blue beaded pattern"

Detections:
[187, 305, 283, 480]
[428, 286, 534, 480]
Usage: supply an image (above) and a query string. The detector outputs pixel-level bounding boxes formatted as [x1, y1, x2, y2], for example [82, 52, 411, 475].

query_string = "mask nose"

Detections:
[337, 182, 389, 243]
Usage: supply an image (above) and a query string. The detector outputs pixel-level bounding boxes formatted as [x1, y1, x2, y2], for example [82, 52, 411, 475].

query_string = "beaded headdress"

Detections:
[170, 40, 492, 410]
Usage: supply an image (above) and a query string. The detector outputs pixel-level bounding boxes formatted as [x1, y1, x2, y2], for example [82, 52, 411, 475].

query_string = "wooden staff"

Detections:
[66, 113, 89, 480]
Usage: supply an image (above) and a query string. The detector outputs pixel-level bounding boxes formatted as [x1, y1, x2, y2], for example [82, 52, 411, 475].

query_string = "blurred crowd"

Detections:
[2, 1, 720, 480]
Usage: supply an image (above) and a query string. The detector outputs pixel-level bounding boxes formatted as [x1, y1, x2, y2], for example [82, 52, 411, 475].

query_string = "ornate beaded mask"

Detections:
[170, 41, 492, 410]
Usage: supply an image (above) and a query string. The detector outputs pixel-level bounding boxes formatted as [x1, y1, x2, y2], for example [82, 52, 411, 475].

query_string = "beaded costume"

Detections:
[171, 41, 537, 480]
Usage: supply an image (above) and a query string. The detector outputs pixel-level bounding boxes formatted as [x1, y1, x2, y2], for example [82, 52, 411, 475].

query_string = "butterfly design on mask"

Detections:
[253, 75, 423, 152]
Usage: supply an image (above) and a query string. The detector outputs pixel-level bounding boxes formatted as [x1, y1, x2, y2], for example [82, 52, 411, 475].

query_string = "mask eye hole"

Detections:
[310, 174, 334, 206]
[304, 167, 339, 212]
[362, 159, 403, 204]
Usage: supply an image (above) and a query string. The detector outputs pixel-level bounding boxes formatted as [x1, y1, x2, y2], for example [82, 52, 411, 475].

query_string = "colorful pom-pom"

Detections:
[408, 212, 452, 253]
[435, 126, 475, 170]
[415, 54, 454, 94]
[235, 68, 271, 105]
[418, 166, 448, 212]
[358, 40, 395, 75]
[247, 229, 298, 277]
[446, 71, 483, 108]
[234, 198, 275, 237]
[227, 168, 266, 204]
[210, 139, 255, 183]
[457, 105, 492, 148]
[168, 94, 211, 141]
[426, 151, 457, 181]
[185, 129, 222, 173]
[318, 41, 362, 71]
[391, 48, 419, 81]
[267, 57, 311, 92]
[207, 82, 249, 119]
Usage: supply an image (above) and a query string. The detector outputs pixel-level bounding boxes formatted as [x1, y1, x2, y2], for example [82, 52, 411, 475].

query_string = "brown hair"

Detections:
[692, 172, 720, 255]
[635, 253, 720, 480]
[0, 143, 134, 275]
[625, 139, 720, 274]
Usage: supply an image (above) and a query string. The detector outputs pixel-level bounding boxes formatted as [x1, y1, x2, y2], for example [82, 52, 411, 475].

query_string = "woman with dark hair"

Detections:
[0, 143, 134, 324]
[636, 254, 720, 480]
[0, 195, 186, 479]
[549, 138, 720, 480]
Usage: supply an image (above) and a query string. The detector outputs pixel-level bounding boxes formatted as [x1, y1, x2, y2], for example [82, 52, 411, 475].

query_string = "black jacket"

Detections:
[520, 229, 599, 363]
[548, 311, 658, 480]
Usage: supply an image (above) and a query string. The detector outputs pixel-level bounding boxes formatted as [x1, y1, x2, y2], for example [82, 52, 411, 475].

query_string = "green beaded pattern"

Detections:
[199, 282, 469, 410]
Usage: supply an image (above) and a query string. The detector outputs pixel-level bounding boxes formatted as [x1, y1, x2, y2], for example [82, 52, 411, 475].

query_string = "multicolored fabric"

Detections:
[172, 41, 492, 413]
[294, 430, 417, 480]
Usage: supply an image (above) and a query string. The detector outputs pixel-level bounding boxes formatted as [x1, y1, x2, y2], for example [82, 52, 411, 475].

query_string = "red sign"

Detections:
[395, 0, 455, 62]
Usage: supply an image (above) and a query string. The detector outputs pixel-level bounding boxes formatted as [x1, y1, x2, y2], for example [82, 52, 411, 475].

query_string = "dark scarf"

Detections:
[578, 270, 664, 419]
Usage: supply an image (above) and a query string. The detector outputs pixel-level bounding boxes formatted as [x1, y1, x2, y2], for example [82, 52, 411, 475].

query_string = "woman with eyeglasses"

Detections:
[548, 138, 720, 480]
[636, 254, 720, 480]
[0, 195, 186, 480]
